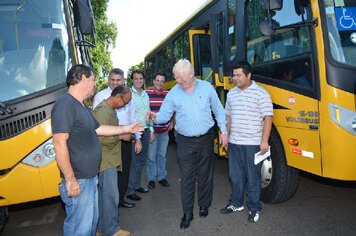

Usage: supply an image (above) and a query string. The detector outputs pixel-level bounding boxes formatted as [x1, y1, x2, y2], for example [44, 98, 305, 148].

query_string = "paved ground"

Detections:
[2, 142, 356, 235]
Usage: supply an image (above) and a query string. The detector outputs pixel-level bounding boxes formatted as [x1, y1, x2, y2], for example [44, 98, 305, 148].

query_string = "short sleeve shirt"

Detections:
[51, 93, 101, 179]
[92, 100, 122, 172]
[225, 81, 273, 145]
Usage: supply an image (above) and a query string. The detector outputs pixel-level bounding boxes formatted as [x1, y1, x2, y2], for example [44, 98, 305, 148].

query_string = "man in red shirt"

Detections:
[146, 73, 172, 189]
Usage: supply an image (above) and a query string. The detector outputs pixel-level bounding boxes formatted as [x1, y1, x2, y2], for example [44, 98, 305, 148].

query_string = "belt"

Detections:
[178, 128, 213, 139]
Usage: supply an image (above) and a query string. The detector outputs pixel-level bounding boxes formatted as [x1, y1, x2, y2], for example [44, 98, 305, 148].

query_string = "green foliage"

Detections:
[96, 76, 108, 93]
[90, 0, 118, 92]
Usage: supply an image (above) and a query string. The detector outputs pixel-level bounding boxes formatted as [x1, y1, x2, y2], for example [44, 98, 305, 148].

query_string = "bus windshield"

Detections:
[0, 0, 72, 102]
[324, 0, 356, 65]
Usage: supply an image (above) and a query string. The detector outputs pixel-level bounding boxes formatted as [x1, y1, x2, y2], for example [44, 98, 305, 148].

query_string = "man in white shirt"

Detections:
[93, 68, 141, 209]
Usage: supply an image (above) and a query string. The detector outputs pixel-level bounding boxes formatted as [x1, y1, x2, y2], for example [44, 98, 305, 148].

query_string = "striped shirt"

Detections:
[146, 87, 170, 133]
[225, 81, 273, 145]
[155, 78, 227, 137]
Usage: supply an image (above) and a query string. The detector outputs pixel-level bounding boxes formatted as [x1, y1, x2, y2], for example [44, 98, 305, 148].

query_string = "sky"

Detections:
[107, 0, 208, 76]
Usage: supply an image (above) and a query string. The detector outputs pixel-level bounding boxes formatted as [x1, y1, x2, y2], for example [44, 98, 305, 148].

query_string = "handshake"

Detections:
[145, 111, 156, 121]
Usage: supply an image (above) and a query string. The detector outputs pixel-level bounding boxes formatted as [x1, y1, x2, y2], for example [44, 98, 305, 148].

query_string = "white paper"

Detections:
[254, 146, 271, 165]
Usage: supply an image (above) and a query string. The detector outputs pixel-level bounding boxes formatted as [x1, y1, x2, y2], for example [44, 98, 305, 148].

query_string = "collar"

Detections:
[235, 80, 256, 92]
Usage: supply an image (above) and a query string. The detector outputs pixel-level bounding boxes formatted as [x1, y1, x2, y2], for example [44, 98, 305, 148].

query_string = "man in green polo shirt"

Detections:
[93, 85, 132, 236]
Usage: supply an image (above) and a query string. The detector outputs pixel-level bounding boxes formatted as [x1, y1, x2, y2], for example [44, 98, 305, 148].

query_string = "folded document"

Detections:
[254, 147, 271, 165]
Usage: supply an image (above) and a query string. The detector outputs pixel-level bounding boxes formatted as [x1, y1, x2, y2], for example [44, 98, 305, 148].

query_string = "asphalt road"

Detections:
[2, 143, 356, 236]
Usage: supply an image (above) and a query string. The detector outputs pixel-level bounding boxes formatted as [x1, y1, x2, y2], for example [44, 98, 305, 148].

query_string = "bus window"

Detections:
[324, 1, 356, 65]
[173, 31, 190, 63]
[157, 45, 171, 81]
[145, 56, 156, 87]
[247, 1, 312, 62]
[246, 0, 313, 91]
[192, 34, 212, 83]
[0, 0, 71, 102]
[172, 31, 189, 80]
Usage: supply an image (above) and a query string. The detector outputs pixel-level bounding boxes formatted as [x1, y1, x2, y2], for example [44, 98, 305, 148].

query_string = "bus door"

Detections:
[210, 10, 235, 92]
[189, 29, 227, 156]
[188, 30, 214, 84]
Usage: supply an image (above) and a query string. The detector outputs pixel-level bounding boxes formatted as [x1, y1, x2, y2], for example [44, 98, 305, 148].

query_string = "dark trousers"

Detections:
[118, 140, 132, 204]
[176, 129, 215, 214]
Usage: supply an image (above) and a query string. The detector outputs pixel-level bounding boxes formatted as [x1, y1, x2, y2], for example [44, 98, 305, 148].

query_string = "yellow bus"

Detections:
[144, 0, 356, 203]
[0, 0, 95, 229]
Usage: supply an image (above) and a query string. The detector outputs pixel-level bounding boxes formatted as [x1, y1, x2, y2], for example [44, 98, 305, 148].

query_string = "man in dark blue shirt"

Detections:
[52, 65, 142, 236]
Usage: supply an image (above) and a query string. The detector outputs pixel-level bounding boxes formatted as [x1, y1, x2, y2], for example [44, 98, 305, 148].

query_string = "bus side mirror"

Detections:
[263, 0, 283, 11]
[294, 0, 310, 16]
[73, 0, 96, 35]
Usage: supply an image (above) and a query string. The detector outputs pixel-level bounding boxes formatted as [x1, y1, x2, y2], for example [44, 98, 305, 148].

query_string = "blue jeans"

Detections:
[147, 131, 169, 181]
[59, 176, 99, 236]
[126, 128, 150, 196]
[228, 144, 262, 212]
[98, 167, 119, 235]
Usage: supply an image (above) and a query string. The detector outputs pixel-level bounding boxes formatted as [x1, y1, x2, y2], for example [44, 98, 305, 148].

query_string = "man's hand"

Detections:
[128, 122, 144, 134]
[150, 132, 155, 143]
[134, 139, 142, 154]
[219, 133, 229, 148]
[260, 141, 269, 155]
[146, 111, 156, 121]
[66, 179, 80, 197]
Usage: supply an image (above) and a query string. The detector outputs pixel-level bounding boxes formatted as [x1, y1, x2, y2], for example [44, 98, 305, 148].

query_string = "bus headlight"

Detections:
[43, 143, 55, 159]
[329, 103, 356, 135]
[22, 139, 56, 167]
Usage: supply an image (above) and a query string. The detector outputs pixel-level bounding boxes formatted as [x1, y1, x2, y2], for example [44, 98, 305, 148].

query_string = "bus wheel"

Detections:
[260, 128, 299, 203]
[0, 207, 8, 233]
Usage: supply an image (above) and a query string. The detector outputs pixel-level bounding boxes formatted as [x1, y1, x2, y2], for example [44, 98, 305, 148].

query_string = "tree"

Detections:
[90, 0, 118, 92]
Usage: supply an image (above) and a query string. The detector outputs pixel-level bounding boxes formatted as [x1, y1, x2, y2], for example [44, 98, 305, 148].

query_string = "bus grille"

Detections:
[0, 111, 47, 140]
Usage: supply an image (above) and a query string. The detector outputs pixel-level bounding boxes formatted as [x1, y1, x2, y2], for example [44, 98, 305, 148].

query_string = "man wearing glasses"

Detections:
[93, 68, 138, 209]
[93, 85, 132, 236]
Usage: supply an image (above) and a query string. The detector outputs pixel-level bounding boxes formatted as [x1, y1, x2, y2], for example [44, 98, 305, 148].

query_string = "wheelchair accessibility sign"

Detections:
[335, 7, 356, 31]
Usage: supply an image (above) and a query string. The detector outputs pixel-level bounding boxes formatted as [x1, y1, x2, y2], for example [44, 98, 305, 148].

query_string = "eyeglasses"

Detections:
[119, 96, 129, 106]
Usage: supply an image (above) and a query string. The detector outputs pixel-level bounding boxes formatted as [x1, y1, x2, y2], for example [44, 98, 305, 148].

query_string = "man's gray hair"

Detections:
[173, 59, 194, 75]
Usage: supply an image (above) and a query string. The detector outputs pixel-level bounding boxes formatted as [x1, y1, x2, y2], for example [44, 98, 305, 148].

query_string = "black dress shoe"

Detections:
[148, 181, 155, 189]
[180, 213, 193, 229]
[199, 207, 209, 218]
[135, 187, 149, 193]
[126, 193, 141, 201]
[120, 201, 135, 208]
[158, 179, 170, 187]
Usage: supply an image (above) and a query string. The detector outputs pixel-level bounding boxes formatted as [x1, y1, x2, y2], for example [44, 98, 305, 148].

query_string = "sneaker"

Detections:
[220, 204, 244, 214]
[148, 181, 155, 189]
[248, 211, 260, 223]
[159, 179, 170, 187]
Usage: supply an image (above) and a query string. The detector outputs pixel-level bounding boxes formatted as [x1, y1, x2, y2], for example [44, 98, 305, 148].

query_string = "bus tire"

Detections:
[261, 128, 299, 203]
